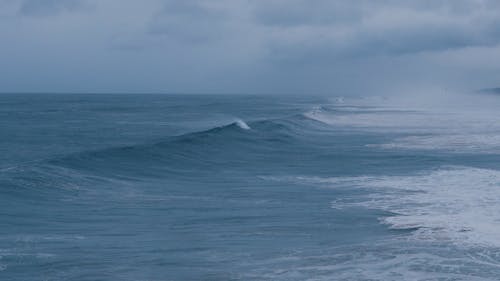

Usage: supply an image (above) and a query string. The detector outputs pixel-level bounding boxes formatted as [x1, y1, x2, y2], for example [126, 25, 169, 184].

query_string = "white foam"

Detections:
[304, 109, 432, 130]
[241, 245, 499, 280]
[331, 167, 500, 247]
[304, 96, 500, 152]
[234, 119, 251, 130]
[266, 167, 500, 247]
[304, 107, 485, 133]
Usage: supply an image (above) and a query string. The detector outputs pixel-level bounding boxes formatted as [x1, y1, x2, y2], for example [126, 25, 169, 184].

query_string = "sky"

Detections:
[1, 0, 500, 95]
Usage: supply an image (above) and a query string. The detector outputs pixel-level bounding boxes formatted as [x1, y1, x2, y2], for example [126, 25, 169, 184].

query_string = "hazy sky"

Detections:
[1, 0, 500, 95]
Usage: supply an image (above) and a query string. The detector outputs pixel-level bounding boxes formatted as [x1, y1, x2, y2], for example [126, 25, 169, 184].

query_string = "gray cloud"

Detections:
[148, 1, 232, 44]
[254, 0, 500, 64]
[18, 0, 90, 17]
[252, 0, 371, 27]
[1, 0, 500, 95]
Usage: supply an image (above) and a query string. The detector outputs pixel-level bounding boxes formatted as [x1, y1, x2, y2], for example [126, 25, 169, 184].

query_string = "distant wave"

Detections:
[0, 115, 322, 181]
[0, 112, 334, 209]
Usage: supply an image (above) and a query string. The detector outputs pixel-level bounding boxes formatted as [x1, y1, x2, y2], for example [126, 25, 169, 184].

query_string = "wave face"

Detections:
[3, 93, 500, 280]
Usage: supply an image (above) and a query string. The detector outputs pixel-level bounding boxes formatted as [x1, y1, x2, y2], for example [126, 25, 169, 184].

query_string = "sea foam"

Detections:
[304, 96, 500, 153]
[329, 167, 500, 247]
[264, 166, 500, 247]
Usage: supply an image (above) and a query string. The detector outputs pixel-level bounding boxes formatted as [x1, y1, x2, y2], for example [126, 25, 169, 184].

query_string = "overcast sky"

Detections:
[1, 0, 500, 95]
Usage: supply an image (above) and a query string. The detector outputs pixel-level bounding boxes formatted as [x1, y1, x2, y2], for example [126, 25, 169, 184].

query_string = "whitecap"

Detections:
[333, 167, 500, 247]
[265, 167, 500, 247]
[234, 119, 251, 130]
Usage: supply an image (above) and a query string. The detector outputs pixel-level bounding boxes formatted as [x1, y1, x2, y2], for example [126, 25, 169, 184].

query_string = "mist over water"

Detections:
[2, 93, 500, 280]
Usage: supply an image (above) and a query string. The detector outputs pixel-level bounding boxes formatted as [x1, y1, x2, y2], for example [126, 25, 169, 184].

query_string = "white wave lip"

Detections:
[234, 119, 251, 130]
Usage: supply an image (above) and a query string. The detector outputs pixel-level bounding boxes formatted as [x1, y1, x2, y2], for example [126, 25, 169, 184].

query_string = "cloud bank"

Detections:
[1, 0, 500, 95]
[18, 0, 91, 17]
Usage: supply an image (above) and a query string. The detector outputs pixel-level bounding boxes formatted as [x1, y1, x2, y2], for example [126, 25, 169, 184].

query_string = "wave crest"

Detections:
[234, 119, 251, 130]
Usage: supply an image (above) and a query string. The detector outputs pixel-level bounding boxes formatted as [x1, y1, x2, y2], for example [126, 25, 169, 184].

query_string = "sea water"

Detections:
[2, 93, 500, 280]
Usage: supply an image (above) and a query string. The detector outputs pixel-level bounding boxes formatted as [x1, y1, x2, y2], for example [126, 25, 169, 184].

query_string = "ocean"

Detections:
[2, 93, 500, 280]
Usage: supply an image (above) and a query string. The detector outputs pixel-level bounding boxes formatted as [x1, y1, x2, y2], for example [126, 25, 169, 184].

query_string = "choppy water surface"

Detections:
[2, 93, 500, 280]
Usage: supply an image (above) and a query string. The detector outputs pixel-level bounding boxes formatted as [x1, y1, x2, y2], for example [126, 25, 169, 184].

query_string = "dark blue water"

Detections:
[2, 94, 500, 280]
